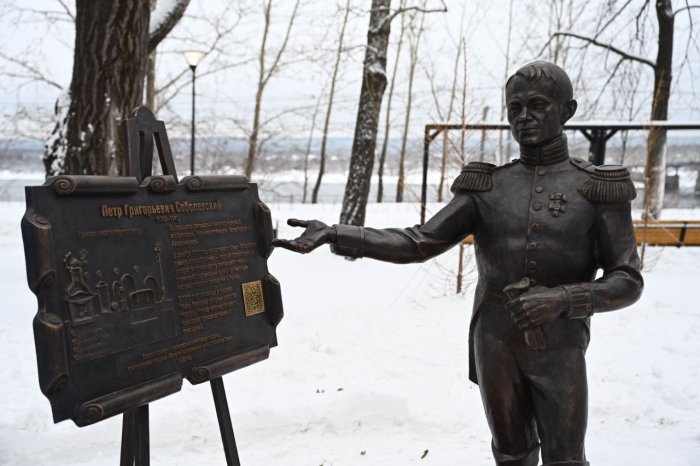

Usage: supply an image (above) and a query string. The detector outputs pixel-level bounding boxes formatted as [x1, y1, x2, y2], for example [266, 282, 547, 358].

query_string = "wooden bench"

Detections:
[459, 220, 700, 247]
[634, 220, 700, 247]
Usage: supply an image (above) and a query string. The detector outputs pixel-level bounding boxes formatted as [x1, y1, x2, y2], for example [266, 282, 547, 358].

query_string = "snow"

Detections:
[367, 62, 387, 79]
[44, 91, 71, 175]
[0, 171, 44, 181]
[1, 200, 699, 465]
[149, 0, 182, 35]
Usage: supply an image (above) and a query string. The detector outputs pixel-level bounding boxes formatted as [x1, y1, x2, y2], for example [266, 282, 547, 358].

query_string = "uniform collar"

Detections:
[519, 133, 569, 165]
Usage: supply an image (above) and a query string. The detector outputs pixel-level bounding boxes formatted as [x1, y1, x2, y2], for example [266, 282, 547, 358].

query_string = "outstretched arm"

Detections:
[273, 193, 477, 264]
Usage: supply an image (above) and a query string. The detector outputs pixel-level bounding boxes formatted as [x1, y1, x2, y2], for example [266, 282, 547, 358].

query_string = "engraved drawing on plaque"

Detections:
[242, 280, 265, 317]
[63, 243, 177, 362]
[63, 250, 96, 325]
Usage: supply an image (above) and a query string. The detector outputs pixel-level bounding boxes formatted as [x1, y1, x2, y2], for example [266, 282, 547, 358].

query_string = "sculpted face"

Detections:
[506, 76, 576, 147]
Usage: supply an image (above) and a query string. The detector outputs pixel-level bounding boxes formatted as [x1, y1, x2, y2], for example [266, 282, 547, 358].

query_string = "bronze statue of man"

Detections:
[273, 61, 643, 466]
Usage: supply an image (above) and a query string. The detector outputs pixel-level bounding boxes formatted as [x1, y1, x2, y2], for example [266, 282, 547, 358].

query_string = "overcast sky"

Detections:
[0, 0, 699, 142]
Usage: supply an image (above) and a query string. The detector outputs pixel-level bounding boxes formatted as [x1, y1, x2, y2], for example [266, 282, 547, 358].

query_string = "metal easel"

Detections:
[118, 107, 241, 466]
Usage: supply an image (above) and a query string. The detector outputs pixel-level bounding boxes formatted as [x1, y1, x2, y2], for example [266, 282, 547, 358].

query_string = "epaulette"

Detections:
[451, 161, 497, 193]
[572, 158, 637, 203]
[569, 156, 595, 172]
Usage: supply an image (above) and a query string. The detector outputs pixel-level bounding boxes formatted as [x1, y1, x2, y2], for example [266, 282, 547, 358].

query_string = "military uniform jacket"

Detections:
[331, 134, 643, 383]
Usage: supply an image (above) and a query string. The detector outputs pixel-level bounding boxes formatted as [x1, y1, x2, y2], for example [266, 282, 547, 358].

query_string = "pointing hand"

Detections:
[272, 218, 334, 254]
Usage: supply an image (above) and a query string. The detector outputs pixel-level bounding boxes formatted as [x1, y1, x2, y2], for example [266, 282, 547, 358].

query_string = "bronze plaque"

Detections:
[21, 173, 282, 427]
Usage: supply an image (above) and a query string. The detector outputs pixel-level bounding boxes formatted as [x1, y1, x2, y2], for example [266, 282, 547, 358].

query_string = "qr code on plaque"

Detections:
[242, 280, 265, 317]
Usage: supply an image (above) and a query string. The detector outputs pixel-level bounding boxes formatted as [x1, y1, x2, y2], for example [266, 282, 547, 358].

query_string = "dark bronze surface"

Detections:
[274, 62, 642, 466]
[22, 108, 282, 428]
[211, 377, 241, 466]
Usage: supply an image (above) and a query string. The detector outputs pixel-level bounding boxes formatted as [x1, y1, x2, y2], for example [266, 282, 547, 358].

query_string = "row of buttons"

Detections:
[527, 168, 547, 274]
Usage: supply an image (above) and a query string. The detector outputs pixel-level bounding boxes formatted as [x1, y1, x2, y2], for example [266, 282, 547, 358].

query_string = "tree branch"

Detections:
[674, 4, 700, 16]
[261, 0, 301, 88]
[543, 31, 656, 68]
[154, 58, 254, 111]
[0, 52, 63, 89]
[376, 0, 447, 33]
[594, 0, 634, 39]
[149, 0, 191, 51]
[55, 0, 75, 21]
[676, 1, 699, 95]
[590, 56, 628, 113]
[635, 0, 652, 43]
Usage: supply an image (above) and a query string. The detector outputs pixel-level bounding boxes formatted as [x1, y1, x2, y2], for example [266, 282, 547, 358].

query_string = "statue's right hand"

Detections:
[272, 218, 334, 254]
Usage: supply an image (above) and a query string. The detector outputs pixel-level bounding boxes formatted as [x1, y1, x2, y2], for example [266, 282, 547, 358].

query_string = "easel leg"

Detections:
[120, 411, 135, 466]
[119, 405, 150, 466]
[134, 405, 150, 466]
[211, 377, 241, 466]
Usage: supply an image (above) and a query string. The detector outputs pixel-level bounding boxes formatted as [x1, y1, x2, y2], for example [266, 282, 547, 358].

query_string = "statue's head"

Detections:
[505, 61, 577, 147]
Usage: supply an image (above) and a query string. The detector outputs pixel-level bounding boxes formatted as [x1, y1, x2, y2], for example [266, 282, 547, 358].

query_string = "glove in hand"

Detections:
[506, 286, 568, 330]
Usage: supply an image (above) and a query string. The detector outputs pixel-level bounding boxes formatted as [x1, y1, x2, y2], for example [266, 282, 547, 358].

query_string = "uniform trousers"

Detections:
[473, 295, 590, 466]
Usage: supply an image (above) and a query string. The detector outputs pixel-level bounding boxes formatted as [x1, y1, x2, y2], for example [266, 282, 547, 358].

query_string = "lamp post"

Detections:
[184, 51, 205, 175]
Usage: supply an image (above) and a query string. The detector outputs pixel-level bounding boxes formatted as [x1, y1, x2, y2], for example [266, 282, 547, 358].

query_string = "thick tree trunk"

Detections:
[43, 0, 189, 177]
[44, 1, 150, 176]
[644, 0, 673, 220]
[339, 0, 391, 225]
[312, 0, 351, 204]
[146, 50, 157, 110]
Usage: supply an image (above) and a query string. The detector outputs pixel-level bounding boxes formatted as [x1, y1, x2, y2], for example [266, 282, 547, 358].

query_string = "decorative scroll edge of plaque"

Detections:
[21, 205, 56, 293]
[181, 175, 249, 192]
[142, 175, 177, 193]
[263, 274, 284, 327]
[47, 175, 139, 195]
[33, 312, 69, 399]
[22, 208, 71, 401]
[41, 174, 251, 196]
[255, 201, 274, 258]
[187, 345, 270, 385]
[76, 372, 183, 427]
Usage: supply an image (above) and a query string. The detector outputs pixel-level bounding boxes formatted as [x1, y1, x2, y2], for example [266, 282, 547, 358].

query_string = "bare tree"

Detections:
[376, 0, 407, 203]
[340, 0, 446, 226]
[426, 38, 462, 202]
[339, 0, 393, 225]
[43, 0, 190, 177]
[497, 0, 514, 165]
[245, 0, 301, 179]
[302, 92, 324, 203]
[424, 3, 469, 202]
[545, 0, 693, 219]
[459, 38, 468, 164]
[396, 3, 427, 202]
[146, 0, 192, 109]
[150, 2, 250, 114]
[312, 0, 352, 204]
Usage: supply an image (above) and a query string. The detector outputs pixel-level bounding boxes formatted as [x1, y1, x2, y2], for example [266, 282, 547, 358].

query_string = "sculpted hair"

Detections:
[505, 61, 574, 104]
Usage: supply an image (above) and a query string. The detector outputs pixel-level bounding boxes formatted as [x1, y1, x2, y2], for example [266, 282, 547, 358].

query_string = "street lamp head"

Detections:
[184, 51, 205, 70]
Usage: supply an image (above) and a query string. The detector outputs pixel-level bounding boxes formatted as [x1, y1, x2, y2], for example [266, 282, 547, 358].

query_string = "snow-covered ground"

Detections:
[1, 200, 699, 465]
